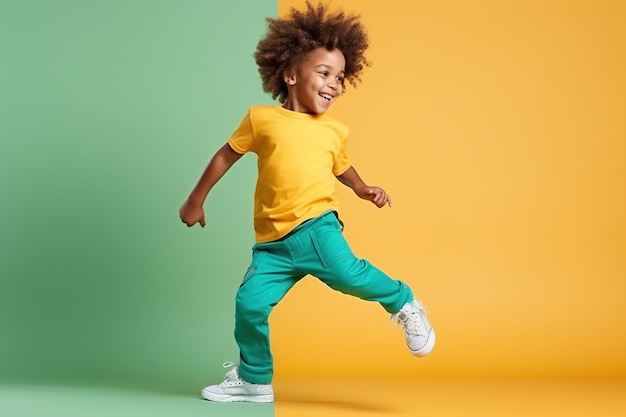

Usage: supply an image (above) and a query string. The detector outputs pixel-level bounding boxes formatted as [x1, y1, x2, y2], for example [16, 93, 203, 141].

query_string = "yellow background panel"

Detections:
[272, 0, 626, 378]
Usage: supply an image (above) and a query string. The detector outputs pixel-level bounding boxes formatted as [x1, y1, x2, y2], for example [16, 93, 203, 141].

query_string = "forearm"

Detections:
[337, 166, 367, 193]
[187, 143, 242, 205]
[337, 165, 391, 208]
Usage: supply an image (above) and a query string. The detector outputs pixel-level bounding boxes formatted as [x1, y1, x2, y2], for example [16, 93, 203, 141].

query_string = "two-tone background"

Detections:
[1, 1, 624, 416]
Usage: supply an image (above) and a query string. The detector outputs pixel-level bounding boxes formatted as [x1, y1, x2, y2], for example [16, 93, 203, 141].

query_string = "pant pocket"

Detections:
[308, 226, 356, 269]
[241, 249, 267, 285]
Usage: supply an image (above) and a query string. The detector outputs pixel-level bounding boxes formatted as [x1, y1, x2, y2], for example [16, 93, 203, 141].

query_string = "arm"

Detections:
[179, 143, 243, 227]
[337, 166, 392, 208]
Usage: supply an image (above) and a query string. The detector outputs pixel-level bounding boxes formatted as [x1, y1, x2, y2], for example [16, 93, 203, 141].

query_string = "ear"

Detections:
[283, 70, 297, 86]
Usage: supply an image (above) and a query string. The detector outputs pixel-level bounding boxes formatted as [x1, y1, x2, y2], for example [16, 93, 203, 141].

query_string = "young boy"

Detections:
[179, 2, 435, 403]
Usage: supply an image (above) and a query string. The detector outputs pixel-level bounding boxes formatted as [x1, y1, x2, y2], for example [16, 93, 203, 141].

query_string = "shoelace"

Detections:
[393, 306, 430, 336]
[220, 361, 245, 386]
[218, 362, 272, 394]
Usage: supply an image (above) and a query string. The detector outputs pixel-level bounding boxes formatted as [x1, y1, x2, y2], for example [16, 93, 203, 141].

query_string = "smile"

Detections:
[320, 93, 333, 101]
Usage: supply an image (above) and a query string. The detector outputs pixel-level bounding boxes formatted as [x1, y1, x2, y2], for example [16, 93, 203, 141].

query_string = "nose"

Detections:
[328, 80, 338, 90]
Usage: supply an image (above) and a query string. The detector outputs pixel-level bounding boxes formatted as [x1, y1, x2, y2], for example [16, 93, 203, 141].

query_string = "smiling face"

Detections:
[282, 47, 346, 115]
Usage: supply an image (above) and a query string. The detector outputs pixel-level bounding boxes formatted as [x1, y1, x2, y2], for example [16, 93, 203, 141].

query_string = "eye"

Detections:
[336, 76, 344, 83]
[319, 71, 329, 77]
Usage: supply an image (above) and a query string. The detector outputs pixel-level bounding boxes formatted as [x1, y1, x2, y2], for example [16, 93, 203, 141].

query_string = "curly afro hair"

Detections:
[254, 1, 370, 103]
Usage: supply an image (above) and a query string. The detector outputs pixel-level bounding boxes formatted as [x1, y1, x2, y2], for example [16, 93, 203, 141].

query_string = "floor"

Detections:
[2, 377, 625, 417]
[274, 377, 626, 417]
[0, 383, 274, 417]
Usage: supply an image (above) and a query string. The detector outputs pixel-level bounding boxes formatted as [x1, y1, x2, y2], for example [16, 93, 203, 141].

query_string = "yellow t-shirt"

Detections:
[228, 105, 352, 243]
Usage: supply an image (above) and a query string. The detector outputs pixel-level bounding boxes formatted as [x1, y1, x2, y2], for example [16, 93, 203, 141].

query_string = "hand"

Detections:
[356, 186, 392, 208]
[179, 199, 206, 227]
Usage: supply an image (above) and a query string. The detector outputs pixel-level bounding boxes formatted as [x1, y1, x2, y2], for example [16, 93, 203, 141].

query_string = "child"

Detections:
[179, 1, 435, 403]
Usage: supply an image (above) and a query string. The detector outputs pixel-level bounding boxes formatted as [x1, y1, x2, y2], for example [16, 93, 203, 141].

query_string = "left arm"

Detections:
[337, 166, 392, 208]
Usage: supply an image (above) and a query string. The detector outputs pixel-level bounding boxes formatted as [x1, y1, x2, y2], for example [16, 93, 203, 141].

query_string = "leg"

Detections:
[302, 213, 413, 313]
[296, 212, 435, 356]
[234, 242, 304, 384]
[202, 242, 302, 403]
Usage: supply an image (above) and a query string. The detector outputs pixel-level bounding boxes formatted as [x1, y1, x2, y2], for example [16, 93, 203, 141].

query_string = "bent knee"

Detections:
[324, 257, 373, 282]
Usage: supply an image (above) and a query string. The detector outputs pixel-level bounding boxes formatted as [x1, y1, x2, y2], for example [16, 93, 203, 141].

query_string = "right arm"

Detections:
[179, 143, 243, 227]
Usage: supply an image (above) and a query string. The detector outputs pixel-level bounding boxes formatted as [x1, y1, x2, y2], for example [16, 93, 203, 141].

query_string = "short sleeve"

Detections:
[332, 126, 352, 176]
[227, 110, 255, 154]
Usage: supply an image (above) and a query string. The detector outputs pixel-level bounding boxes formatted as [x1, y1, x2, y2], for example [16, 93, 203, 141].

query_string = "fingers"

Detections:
[179, 213, 206, 228]
[179, 203, 206, 228]
[366, 188, 392, 208]
[378, 193, 391, 208]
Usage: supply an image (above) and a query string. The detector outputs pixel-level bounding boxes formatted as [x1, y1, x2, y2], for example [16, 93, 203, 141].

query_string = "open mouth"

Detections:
[320, 93, 333, 102]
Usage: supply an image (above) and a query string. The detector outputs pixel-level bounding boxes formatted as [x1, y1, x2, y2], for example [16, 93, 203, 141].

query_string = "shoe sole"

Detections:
[201, 389, 274, 403]
[411, 328, 436, 357]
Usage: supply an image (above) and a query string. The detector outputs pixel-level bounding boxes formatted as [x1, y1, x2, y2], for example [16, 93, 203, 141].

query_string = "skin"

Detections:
[179, 46, 390, 228]
[282, 46, 345, 115]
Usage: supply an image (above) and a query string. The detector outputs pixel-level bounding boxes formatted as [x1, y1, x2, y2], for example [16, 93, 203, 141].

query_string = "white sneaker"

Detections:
[201, 362, 274, 403]
[391, 298, 435, 356]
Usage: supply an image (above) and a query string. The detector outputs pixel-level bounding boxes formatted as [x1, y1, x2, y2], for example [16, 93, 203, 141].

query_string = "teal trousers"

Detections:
[234, 211, 414, 384]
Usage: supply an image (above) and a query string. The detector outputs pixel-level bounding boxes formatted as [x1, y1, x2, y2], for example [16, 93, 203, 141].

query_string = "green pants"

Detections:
[234, 211, 414, 384]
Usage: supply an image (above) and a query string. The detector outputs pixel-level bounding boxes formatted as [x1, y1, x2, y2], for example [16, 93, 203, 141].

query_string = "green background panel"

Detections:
[0, 1, 275, 404]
